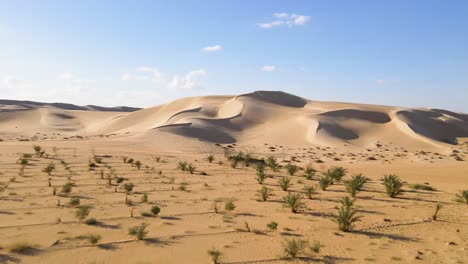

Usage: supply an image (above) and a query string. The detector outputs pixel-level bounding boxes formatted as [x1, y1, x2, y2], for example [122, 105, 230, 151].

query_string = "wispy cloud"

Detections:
[258, 13, 310, 28]
[202, 45, 223, 52]
[261, 65, 276, 72]
[122, 67, 207, 90]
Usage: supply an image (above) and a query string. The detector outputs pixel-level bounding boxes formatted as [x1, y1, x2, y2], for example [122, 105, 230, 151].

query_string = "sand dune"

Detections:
[1, 91, 467, 150]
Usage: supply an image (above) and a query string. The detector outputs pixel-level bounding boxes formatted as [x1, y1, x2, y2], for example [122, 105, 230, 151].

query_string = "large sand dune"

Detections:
[1, 91, 467, 150]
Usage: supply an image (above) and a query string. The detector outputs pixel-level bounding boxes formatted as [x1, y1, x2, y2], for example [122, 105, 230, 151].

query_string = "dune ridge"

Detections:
[1, 91, 467, 149]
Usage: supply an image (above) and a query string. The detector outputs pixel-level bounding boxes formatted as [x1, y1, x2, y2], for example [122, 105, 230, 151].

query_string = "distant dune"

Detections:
[1, 91, 467, 150]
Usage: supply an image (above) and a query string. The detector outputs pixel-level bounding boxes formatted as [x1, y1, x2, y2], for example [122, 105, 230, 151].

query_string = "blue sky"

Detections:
[1, 0, 467, 112]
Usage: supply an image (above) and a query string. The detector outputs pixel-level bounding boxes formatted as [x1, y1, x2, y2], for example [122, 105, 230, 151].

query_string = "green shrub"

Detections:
[285, 163, 298, 176]
[207, 248, 222, 264]
[382, 174, 403, 198]
[332, 200, 360, 232]
[266, 156, 280, 172]
[42, 162, 56, 175]
[6, 241, 37, 254]
[267, 221, 278, 231]
[84, 217, 97, 225]
[69, 197, 80, 206]
[206, 154, 215, 163]
[257, 186, 272, 202]
[310, 240, 321, 254]
[134, 160, 142, 170]
[87, 234, 101, 244]
[278, 177, 291, 191]
[141, 193, 148, 203]
[123, 182, 135, 194]
[282, 238, 307, 258]
[303, 185, 317, 199]
[151, 205, 160, 216]
[455, 190, 468, 204]
[319, 176, 332, 191]
[62, 182, 73, 194]
[187, 163, 196, 174]
[225, 199, 236, 212]
[304, 165, 316, 180]
[344, 174, 369, 197]
[75, 206, 91, 222]
[128, 223, 149, 240]
[283, 193, 305, 213]
[256, 163, 268, 184]
[324, 166, 347, 184]
[177, 161, 188, 171]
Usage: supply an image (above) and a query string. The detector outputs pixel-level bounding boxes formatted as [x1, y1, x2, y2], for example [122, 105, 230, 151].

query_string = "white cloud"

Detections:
[258, 13, 310, 28]
[122, 67, 207, 90]
[202, 45, 223, 52]
[262, 65, 276, 72]
[169, 69, 207, 90]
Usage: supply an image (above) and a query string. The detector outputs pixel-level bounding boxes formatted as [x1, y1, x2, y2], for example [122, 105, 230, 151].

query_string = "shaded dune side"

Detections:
[396, 109, 468, 145]
[238, 91, 308, 108]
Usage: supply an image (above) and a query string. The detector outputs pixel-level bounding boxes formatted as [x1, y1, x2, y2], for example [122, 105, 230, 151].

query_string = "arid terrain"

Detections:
[0, 91, 467, 264]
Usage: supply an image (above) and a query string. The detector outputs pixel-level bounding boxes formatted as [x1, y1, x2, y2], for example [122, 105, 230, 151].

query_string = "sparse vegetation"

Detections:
[62, 182, 73, 194]
[285, 163, 298, 176]
[332, 197, 360, 232]
[69, 197, 80, 206]
[178, 161, 188, 171]
[134, 160, 142, 170]
[432, 203, 443, 221]
[319, 176, 332, 191]
[256, 163, 268, 184]
[206, 154, 215, 163]
[283, 192, 305, 213]
[75, 206, 91, 222]
[87, 234, 101, 244]
[282, 238, 307, 258]
[409, 183, 436, 191]
[257, 186, 272, 201]
[123, 182, 135, 194]
[6, 241, 37, 254]
[225, 199, 236, 212]
[207, 248, 222, 264]
[303, 185, 317, 199]
[42, 162, 56, 175]
[324, 166, 347, 184]
[344, 174, 369, 197]
[382, 174, 403, 198]
[455, 190, 468, 204]
[187, 163, 196, 174]
[84, 217, 98, 225]
[267, 221, 278, 231]
[304, 165, 316, 180]
[278, 177, 291, 191]
[141, 193, 148, 203]
[266, 156, 280, 172]
[128, 223, 149, 240]
[151, 205, 161, 216]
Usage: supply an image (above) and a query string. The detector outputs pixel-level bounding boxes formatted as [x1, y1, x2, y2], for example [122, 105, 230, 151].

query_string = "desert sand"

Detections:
[0, 91, 467, 264]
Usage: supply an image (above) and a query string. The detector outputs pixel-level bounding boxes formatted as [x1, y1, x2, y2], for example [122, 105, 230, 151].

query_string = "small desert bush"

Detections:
[178, 161, 188, 171]
[140, 211, 153, 217]
[282, 238, 307, 258]
[187, 163, 196, 174]
[87, 234, 101, 244]
[278, 177, 291, 191]
[42, 162, 56, 175]
[319, 176, 332, 191]
[285, 163, 298, 176]
[6, 241, 37, 254]
[304, 185, 317, 199]
[128, 223, 149, 240]
[206, 154, 215, 163]
[382, 174, 403, 198]
[324, 166, 347, 184]
[225, 199, 236, 212]
[75, 206, 91, 222]
[455, 190, 468, 204]
[141, 193, 148, 203]
[283, 193, 305, 213]
[134, 160, 142, 170]
[62, 182, 73, 194]
[310, 240, 321, 254]
[267, 221, 278, 231]
[69, 197, 80, 206]
[127, 158, 134, 164]
[409, 183, 436, 191]
[84, 217, 98, 225]
[266, 156, 280, 172]
[257, 186, 272, 201]
[151, 205, 161, 216]
[304, 165, 316, 180]
[207, 248, 222, 264]
[344, 174, 369, 197]
[256, 163, 268, 184]
[332, 199, 360, 232]
[123, 182, 135, 194]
